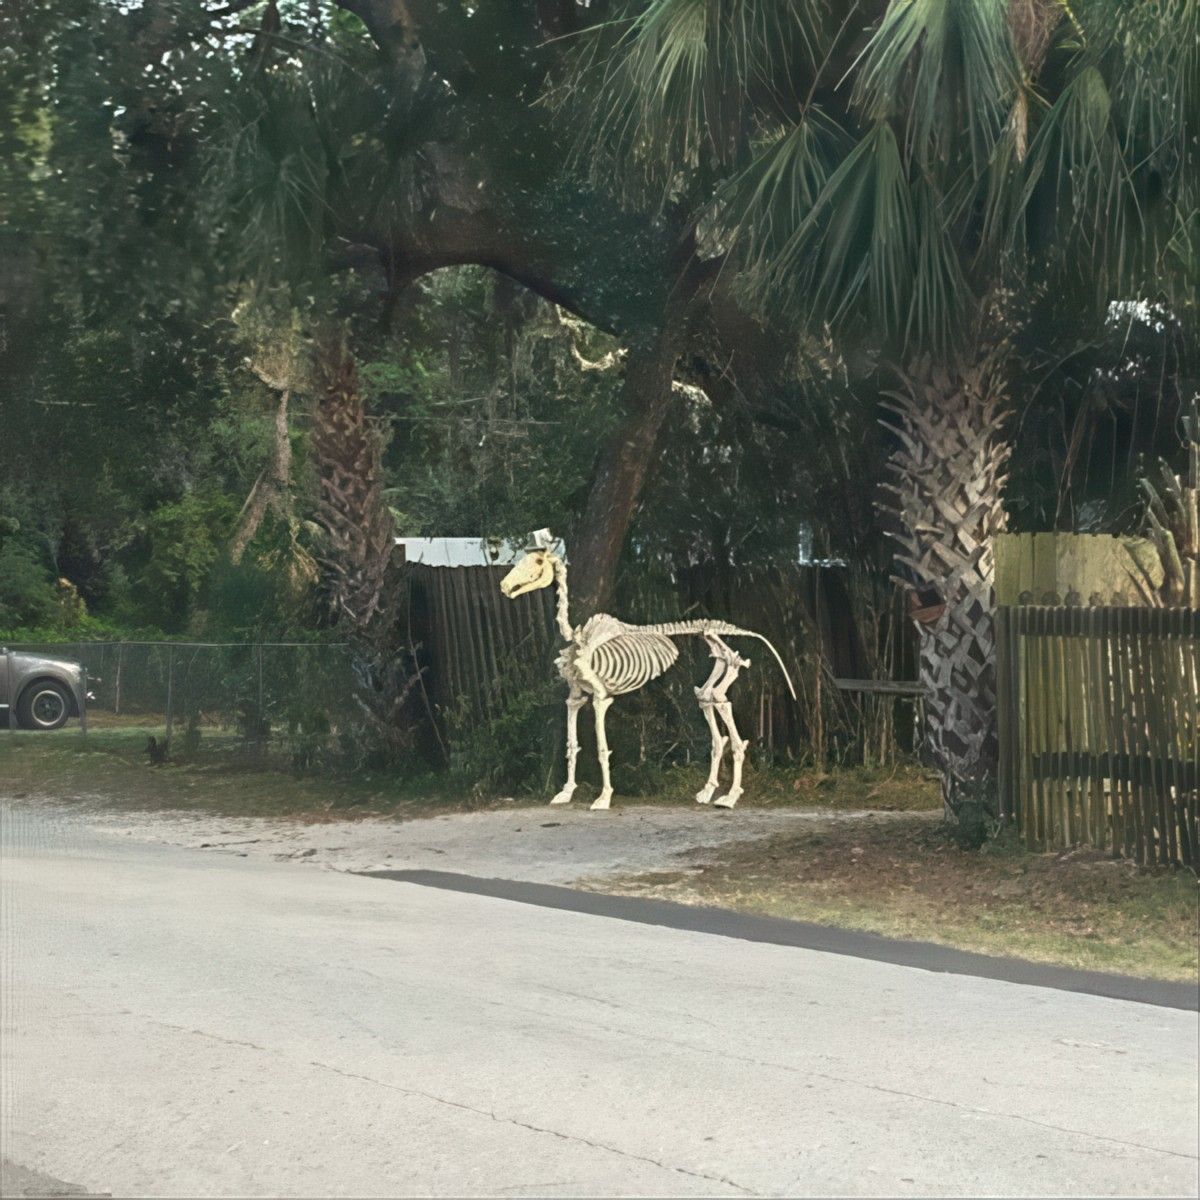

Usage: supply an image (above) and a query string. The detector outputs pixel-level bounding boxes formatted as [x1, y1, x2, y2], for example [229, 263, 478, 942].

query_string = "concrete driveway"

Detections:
[3, 804, 1197, 1198]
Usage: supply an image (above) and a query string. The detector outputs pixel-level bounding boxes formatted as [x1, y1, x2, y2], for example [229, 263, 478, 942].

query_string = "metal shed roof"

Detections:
[394, 536, 567, 568]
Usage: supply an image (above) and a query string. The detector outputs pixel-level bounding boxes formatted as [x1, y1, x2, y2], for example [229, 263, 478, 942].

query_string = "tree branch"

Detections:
[332, 0, 418, 58]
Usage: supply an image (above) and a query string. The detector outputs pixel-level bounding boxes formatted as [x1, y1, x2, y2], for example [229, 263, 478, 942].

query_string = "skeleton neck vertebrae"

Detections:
[551, 557, 573, 641]
[499, 529, 795, 811]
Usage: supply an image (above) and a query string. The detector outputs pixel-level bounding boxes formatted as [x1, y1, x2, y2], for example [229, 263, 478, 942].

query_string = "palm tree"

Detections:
[561, 0, 1198, 808]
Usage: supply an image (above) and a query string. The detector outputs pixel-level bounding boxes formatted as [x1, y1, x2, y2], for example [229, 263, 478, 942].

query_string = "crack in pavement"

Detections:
[131, 1006, 1195, 1176]
[491, 1181, 584, 1194]
[75, 988, 1200, 1171]
[307, 1059, 758, 1196]
[143, 1018, 273, 1055]
[536, 983, 724, 1031]
[113, 1012, 755, 1196]
[463, 993, 1196, 1164]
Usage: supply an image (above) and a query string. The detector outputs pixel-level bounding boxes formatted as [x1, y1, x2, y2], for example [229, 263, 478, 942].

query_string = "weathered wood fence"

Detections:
[405, 563, 557, 723]
[403, 559, 904, 764]
[994, 533, 1163, 606]
[995, 606, 1199, 867]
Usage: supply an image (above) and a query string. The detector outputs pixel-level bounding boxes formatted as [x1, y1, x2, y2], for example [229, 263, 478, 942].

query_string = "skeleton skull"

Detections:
[500, 550, 556, 598]
[500, 529, 558, 598]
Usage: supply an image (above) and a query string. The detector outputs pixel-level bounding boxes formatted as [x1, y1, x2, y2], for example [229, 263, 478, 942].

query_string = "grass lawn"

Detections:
[0, 724, 940, 820]
[0, 726, 464, 820]
[595, 813, 1199, 982]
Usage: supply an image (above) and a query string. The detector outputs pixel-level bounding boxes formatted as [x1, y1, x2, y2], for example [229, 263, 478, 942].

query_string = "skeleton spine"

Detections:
[640, 620, 797, 699]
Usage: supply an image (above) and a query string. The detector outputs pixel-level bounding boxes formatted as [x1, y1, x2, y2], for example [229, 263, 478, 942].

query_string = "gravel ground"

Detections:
[2, 797, 921, 885]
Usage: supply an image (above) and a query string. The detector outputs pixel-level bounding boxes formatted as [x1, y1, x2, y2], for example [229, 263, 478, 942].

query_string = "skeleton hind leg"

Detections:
[694, 655, 731, 804]
[709, 638, 751, 809]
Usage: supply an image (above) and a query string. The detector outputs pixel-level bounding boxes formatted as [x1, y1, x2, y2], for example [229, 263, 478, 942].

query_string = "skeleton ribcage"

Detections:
[587, 633, 679, 696]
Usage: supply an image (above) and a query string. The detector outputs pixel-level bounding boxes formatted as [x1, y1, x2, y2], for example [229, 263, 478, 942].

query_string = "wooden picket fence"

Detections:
[405, 563, 558, 722]
[995, 606, 1199, 867]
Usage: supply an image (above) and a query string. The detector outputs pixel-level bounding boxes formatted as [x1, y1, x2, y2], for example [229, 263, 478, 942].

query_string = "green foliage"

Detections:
[283, 698, 334, 774]
[852, 0, 1016, 170]
[5, 0, 1193, 800]
[372, 268, 623, 542]
[560, 0, 830, 201]
[0, 540, 59, 630]
[445, 678, 562, 797]
[572, 0, 1199, 351]
[138, 493, 238, 632]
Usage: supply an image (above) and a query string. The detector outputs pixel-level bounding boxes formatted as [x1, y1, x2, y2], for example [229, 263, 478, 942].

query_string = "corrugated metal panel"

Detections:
[394, 536, 568, 568]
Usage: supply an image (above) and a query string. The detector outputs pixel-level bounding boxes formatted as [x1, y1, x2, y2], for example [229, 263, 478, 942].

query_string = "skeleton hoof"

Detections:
[713, 789, 742, 809]
[590, 791, 613, 811]
[695, 784, 717, 804]
[549, 789, 575, 805]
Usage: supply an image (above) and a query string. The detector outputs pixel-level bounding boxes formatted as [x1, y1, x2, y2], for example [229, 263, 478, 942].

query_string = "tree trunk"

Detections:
[229, 388, 292, 565]
[568, 336, 681, 619]
[310, 328, 419, 764]
[568, 265, 709, 620]
[881, 354, 1012, 814]
[311, 332, 395, 629]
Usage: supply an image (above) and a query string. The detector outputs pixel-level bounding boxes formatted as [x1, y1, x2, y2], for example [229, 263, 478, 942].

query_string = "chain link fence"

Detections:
[6, 641, 355, 772]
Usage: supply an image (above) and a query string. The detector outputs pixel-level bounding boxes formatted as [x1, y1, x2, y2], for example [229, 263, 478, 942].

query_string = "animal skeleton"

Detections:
[499, 529, 796, 810]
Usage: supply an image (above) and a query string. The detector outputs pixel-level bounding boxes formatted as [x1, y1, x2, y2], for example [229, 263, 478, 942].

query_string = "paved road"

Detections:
[3, 806, 1197, 1198]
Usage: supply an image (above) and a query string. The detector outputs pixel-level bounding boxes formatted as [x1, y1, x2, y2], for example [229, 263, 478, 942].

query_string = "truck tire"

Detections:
[17, 680, 72, 730]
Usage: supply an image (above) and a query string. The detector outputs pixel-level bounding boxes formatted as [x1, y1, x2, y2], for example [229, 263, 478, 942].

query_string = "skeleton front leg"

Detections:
[694, 658, 729, 804]
[551, 690, 588, 805]
[590, 695, 614, 810]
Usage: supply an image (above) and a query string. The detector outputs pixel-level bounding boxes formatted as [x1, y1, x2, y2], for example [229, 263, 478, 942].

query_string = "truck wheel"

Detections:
[17, 680, 72, 730]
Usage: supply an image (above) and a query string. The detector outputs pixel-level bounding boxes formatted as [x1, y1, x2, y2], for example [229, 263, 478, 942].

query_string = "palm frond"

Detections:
[1076, 0, 1198, 173]
[985, 2, 1200, 308]
[556, 0, 833, 202]
[745, 123, 917, 343]
[203, 41, 434, 285]
[852, 0, 1019, 170]
[206, 75, 331, 278]
[714, 107, 852, 285]
[1077, 0, 1199, 305]
[906, 170, 972, 349]
[1015, 65, 1140, 296]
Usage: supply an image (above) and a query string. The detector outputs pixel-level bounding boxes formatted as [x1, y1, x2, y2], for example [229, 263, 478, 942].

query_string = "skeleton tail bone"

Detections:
[640, 620, 797, 700]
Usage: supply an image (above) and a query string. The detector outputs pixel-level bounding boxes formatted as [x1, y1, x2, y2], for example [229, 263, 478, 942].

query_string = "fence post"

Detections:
[113, 643, 123, 716]
[164, 644, 175, 751]
[257, 643, 265, 760]
[995, 607, 1012, 824]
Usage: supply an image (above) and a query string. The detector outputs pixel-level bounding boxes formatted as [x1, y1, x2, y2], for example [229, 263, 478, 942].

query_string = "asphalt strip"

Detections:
[359, 868, 1199, 1012]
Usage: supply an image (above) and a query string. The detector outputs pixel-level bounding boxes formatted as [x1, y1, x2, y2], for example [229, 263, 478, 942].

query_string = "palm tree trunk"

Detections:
[311, 327, 419, 763]
[881, 354, 1012, 813]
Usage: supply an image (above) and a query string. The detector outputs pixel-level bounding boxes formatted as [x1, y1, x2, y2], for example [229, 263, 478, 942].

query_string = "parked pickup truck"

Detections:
[0, 648, 88, 730]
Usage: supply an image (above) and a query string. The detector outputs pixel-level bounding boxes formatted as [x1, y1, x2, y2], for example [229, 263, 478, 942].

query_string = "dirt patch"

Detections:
[8, 799, 916, 886]
[591, 814, 1199, 981]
